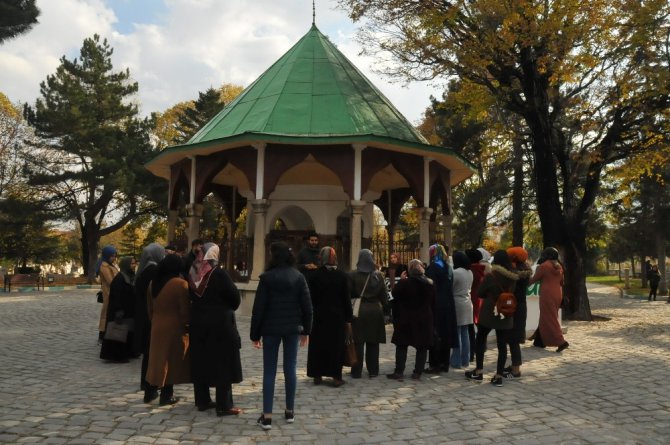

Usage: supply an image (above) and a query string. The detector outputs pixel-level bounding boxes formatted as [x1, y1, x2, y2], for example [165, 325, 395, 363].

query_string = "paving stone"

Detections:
[1, 286, 669, 444]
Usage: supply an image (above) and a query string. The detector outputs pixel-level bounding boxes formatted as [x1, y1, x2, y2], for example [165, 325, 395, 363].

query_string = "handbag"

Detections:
[343, 338, 358, 367]
[352, 273, 371, 318]
[96, 290, 103, 303]
[104, 320, 130, 343]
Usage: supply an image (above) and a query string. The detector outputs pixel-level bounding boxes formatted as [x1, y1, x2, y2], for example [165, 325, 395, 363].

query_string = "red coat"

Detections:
[470, 263, 486, 324]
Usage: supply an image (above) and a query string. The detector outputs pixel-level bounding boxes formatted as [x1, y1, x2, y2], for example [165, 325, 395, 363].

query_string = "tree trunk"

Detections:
[512, 138, 524, 247]
[527, 118, 593, 321]
[657, 226, 668, 297]
[82, 222, 100, 283]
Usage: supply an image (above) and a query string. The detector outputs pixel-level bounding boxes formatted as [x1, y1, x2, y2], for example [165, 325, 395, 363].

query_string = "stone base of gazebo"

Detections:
[236, 281, 259, 316]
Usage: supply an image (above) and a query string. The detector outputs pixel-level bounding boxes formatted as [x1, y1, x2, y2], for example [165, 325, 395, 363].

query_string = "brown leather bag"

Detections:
[496, 291, 517, 317]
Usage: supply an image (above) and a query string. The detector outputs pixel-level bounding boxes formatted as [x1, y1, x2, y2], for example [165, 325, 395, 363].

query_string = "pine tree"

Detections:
[0, 0, 40, 44]
[175, 87, 225, 143]
[24, 35, 163, 280]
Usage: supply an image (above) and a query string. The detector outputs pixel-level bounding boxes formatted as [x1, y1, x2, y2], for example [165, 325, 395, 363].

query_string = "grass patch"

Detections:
[586, 275, 647, 297]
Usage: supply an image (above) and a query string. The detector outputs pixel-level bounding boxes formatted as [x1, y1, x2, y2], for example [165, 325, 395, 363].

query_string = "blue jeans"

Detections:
[450, 325, 470, 368]
[262, 335, 299, 414]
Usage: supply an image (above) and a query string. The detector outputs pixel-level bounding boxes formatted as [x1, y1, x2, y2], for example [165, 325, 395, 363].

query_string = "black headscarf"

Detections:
[151, 254, 184, 298]
[453, 251, 471, 270]
[538, 247, 559, 264]
[465, 248, 483, 263]
[492, 249, 513, 271]
[118, 256, 136, 285]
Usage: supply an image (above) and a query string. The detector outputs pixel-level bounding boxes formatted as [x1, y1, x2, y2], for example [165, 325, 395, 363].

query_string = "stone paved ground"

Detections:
[0, 285, 668, 444]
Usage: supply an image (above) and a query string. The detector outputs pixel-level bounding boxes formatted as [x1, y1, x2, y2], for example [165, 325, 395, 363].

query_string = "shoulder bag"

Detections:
[352, 273, 371, 319]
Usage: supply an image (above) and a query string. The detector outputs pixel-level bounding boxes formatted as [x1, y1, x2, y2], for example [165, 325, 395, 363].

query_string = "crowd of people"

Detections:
[94, 234, 570, 430]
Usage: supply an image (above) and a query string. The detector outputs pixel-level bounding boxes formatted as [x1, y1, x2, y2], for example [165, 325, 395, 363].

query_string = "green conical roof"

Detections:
[147, 25, 475, 184]
[188, 24, 427, 143]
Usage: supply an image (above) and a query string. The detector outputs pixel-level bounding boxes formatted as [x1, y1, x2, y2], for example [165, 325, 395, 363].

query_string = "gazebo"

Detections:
[145, 23, 474, 283]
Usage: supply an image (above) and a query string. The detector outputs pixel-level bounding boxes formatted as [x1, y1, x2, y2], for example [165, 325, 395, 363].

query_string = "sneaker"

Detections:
[502, 366, 521, 379]
[465, 370, 483, 381]
[490, 376, 503, 387]
[386, 372, 404, 380]
[257, 415, 272, 430]
[284, 410, 294, 424]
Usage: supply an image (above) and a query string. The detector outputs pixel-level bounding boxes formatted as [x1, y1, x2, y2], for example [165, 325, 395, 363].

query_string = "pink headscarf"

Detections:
[189, 242, 217, 297]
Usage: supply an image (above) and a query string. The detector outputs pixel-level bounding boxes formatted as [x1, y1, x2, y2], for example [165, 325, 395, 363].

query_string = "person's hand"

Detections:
[299, 335, 309, 347]
[252, 340, 262, 349]
[306, 263, 318, 270]
[400, 270, 408, 279]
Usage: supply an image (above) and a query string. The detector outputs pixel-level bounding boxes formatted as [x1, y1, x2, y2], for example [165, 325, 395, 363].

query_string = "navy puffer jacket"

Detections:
[250, 266, 313, 341]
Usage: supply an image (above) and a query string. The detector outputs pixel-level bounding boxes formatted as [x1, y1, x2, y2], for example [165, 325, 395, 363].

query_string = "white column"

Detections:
[189, 156, 197, 204]
[185, 204, 203, 246]
[353, 144, 365, 200]
[250, 199, 269, 280]
[167, 210, 178, 243]
[253, 143, 267, 200]
[350, 200, 366, 268]
[419, 207, 433, 264]
[423, 157, 432, 207]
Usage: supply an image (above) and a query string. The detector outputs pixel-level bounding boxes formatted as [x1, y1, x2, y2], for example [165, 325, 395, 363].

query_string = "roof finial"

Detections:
[312, 0, 316, 25]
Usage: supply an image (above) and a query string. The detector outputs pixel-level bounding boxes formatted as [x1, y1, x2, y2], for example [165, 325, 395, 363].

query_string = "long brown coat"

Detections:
[98, 261, 118, 332]
[146, 277, 191, 387]
[530, 260, 566, 346]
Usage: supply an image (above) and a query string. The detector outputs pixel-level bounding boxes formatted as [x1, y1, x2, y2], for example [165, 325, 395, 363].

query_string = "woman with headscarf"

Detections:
[146, 254, 191, 406]
[386, 259, 435, 381]
[529, 247, 569, 352]
[251, 242, 312, 430]
[134, 243, 165, 402]
[306, 246, 353, 387]
[189, 242, 243, 416]
[450, 251, 473, 369]
[465, 248, 486, 362]
[97, 245, 119, 344]
[465, 250, 519, 387]
[348, 249, 389, 379]
[100, 256, 137, 362]
[503, 246, 532, 378]
[424, 244, 457, 374]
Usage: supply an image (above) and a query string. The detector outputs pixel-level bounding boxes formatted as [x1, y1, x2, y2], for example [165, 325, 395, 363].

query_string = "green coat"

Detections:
[349, 271, 389, 343]
[476, 265, 518, 330]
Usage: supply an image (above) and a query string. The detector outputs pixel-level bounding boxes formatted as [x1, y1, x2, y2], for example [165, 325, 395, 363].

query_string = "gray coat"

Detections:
[349, 270, 389, 344]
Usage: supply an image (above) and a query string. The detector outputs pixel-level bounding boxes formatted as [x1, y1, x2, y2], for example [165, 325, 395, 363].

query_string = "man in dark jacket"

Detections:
[182, 238, 203, 277]
[297, 233, 320, 276]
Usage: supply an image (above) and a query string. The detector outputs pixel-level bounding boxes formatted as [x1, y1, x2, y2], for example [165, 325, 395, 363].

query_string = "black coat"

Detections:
[390, 276, 435, 349]
[190, 267, 243, 385]
[133, 264, 157, 355]
[306, 267, 353, 378]
[250, 266, 313, 341]
[100, 273, 136, 361]
[426, 263, 458, 347]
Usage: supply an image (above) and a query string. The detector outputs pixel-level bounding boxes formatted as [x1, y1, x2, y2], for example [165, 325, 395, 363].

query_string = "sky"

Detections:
[0, 0, 444, 124]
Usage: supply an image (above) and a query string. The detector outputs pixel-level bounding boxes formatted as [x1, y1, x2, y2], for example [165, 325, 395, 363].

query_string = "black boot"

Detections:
[143, 386, 158, 403]
[159, 385, 179, 406]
